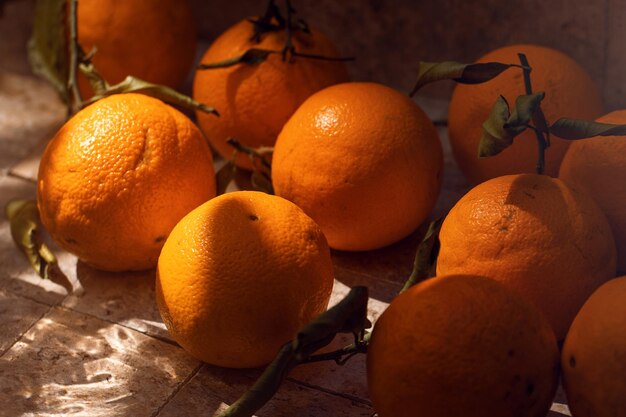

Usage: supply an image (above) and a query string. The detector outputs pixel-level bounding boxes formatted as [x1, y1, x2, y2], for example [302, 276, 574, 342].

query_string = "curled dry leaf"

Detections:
[4, 200, 57, 279]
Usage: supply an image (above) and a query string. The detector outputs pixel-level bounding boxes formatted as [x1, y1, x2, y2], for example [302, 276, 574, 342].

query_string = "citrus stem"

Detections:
[67, 0, 82, 115]
[517, 53, 548, 175]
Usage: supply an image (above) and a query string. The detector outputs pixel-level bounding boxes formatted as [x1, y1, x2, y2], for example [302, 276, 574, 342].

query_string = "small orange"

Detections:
[367, 274, 559, 417]
[37, 93, 215, 271]
[562, 276, 626, 417]
[436, 173, 616, 340]
[272, 82, 443, 251]
[155, 191, 334, 368]
[559, 110, 626, 274]
[193, 18, 349, 169]
[448, 44, 603, 184]
[76, 0, 197, 96]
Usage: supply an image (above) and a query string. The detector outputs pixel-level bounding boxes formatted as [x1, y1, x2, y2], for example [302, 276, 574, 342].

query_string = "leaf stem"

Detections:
[67, 0, 82, 115]
[517, 53, 547, 175]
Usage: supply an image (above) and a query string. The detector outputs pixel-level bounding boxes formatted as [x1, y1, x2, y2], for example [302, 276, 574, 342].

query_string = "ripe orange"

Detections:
[37, 93, 215, 271]
[436, 173, 616, 340]
[272, 82, 443, 251]
[155, 191, 334, 368]
[367, 274, 559, 417]
[76, 0, 197, 96]
[562, 276, 626, 417]
[193, 18, 349, 169]
[448, 44, 603, 184]
[559, 110, 626, 274]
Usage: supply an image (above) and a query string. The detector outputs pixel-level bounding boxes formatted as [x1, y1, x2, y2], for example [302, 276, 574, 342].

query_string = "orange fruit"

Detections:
[562, 276, 626, 417]
[272, 82, 443, 251]
[155, 191, 334, 368]
[448, 44, 603, 184]
[76, 0, 197, 96]
[37, 93, 215, 271]
[367, 274, 559, 417]
[559, 110, 626, 274]
[436, 173, 616, 340]
[193, 18, 349, 169]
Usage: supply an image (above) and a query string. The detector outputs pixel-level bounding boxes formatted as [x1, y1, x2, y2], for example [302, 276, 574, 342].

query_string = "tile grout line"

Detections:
[285, 375, 373, 408]
[0, 296, 55, 358]
[151, 362, 204, 417]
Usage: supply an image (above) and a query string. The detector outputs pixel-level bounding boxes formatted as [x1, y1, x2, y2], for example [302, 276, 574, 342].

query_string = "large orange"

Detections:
[367, 274, 559, 417]
[193, 18, 349, 169]
[436, 173, 616, 340]
[448, 44, 603, 184]
[562, 276, 626, 417]
[559, 110, 626, 274]
[155, 191, 334, 368]
[272, 82, 443, 251]
[76, 0, 197, 96]
[37, 93, 215, 271]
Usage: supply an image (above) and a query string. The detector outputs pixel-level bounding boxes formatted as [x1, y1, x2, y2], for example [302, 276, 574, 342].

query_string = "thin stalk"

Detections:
[517, 53, 548, 174]
[67, 0, 82, 115]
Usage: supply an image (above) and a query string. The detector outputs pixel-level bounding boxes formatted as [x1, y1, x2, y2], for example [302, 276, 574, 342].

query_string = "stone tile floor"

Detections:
[0, 71, 572, 416]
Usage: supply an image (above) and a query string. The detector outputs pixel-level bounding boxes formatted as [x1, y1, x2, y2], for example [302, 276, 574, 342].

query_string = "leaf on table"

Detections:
[5, 200, 57, 279]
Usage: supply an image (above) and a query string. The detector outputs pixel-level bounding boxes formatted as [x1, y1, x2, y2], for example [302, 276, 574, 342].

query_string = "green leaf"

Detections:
[28, 0, 69, 102]
[478, 93, 547, 158]
[215, 160, 237, 196]
[292, 286, 370, 357]
[5, 200, 57, 279]
[82, 75, 219, 115]
[507, 92, 545, 129]
[549, 118, 626, 139]
[410, 61, 513, 96]
[197, 48, 274, 70]
[251, 170, 274, 195]
[478, 95, 514, 157]
[400, 218, 443, 293]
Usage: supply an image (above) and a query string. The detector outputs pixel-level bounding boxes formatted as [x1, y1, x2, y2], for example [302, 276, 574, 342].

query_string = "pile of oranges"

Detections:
[30, 1, 626, 416]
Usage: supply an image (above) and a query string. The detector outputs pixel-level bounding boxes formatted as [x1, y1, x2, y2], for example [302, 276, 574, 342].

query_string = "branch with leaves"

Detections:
[410, 55, 626, 174]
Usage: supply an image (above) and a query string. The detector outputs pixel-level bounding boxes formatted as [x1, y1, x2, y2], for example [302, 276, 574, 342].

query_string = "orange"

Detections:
[193, 18, 349, 169]
[155, 191, 334, 368]
[559, 110, 626, 274]
[436, 174, 616, 340]
[562, 276, 626, 417]
[76, 0, 197, 96]
[272, 82, 443, 251]
[367, 274, 559, 417]
[37, 93, 215, 271]
[448, 44, 603, 184]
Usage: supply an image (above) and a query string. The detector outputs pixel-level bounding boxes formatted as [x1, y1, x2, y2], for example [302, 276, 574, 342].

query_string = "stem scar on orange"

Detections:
[436, 173, 616, 340]
[155, 191, 334, 369]
[272, 82, 443, 251]
[448, 44, 603, 184]
[37, 93, 216, 272]
[367, 274, 559, 417]
[192, 18, 349, 170]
